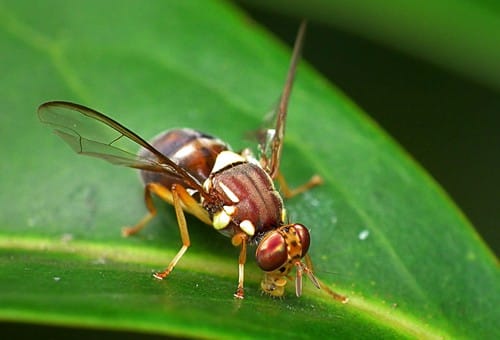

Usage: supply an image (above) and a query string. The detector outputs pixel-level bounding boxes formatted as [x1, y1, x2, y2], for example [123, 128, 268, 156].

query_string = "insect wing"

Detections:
[38, 101, 204, 191]
[262, 21, 307, 179]
[253, 106, 278, 167]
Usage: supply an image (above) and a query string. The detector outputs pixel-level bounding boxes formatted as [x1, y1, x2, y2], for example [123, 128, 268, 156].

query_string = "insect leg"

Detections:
[276, 172, 323, 199]
[153, 183, 194, 280]
[231, 232, 248, 299]
[122, 181, 211, 237]
[304, 254, 348, 303]
[121, 182, 168, 236]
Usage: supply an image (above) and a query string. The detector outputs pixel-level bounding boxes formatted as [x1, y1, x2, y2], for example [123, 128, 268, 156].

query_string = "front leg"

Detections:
[231, 232, 248, 299]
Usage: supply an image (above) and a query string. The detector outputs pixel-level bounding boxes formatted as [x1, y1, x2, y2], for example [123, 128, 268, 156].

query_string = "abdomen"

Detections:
[139, 128, 229, 189]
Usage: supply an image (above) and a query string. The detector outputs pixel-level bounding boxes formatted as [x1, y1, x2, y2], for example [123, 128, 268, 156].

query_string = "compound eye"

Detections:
[294, 224, 311, 256]
[256, 232, 288, 271]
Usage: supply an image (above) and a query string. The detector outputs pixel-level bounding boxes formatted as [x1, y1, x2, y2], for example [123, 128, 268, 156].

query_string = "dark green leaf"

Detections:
[0, 0, 498, 338]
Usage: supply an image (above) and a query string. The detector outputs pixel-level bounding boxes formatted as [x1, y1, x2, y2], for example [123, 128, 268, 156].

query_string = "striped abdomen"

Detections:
[138, 128, 229, 188]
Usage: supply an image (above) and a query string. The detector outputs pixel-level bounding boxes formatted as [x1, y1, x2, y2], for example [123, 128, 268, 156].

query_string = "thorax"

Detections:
[202, 151, 285, 239]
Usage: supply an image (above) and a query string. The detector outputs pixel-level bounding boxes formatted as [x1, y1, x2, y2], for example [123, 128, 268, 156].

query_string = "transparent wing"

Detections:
[252, 103, 278, 163]
[38, 101, 204, 192]
[260, 21, 307, 179]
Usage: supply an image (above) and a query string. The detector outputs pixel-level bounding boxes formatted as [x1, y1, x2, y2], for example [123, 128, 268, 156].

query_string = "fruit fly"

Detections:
[38, 22, 347, 302]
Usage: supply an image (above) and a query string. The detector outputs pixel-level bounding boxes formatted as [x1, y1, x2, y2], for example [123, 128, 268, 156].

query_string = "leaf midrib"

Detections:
[0, 234, 449, 338]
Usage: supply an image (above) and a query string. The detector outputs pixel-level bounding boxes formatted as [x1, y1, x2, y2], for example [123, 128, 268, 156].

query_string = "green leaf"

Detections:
[0, 0, 497, 338]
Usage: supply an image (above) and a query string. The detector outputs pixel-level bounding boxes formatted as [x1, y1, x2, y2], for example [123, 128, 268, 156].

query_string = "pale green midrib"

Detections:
[0, 235, 446, 339]
[0, 235, 236, 278]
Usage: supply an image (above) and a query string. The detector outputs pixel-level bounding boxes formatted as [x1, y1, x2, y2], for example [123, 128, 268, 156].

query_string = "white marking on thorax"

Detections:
[239, 148, 260, 165]
[211, 150, 245, 173]
[239, 220, 255, 236]
[213, 209, 231, 230]
[219, 182, 240, 203]
[223, 205, 236, 215]
[202, 178, 212, 192]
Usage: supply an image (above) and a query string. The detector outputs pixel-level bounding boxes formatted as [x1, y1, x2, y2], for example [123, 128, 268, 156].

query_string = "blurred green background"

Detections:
[239, 2, 500, 256]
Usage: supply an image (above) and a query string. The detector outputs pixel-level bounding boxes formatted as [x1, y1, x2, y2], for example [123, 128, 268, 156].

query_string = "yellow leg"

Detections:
[277, 172, 323, 199]
[231, 232, 248, 299]
[122, 182, 210, 281]
[122, 182, 211, 236]
[153, 183, 194, 280]
[122, 182, 167, 237]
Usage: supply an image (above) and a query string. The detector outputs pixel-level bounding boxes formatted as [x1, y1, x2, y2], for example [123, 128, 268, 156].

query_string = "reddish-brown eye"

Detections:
[256, 232, 288, 271]
[294, 224, 310, 257]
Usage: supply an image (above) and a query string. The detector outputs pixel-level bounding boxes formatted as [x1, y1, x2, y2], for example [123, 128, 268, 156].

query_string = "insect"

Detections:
[38, 22, 347, 302]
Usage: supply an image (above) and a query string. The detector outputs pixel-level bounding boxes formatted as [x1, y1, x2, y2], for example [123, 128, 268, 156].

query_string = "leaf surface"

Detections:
[0, 0, 497, 338]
